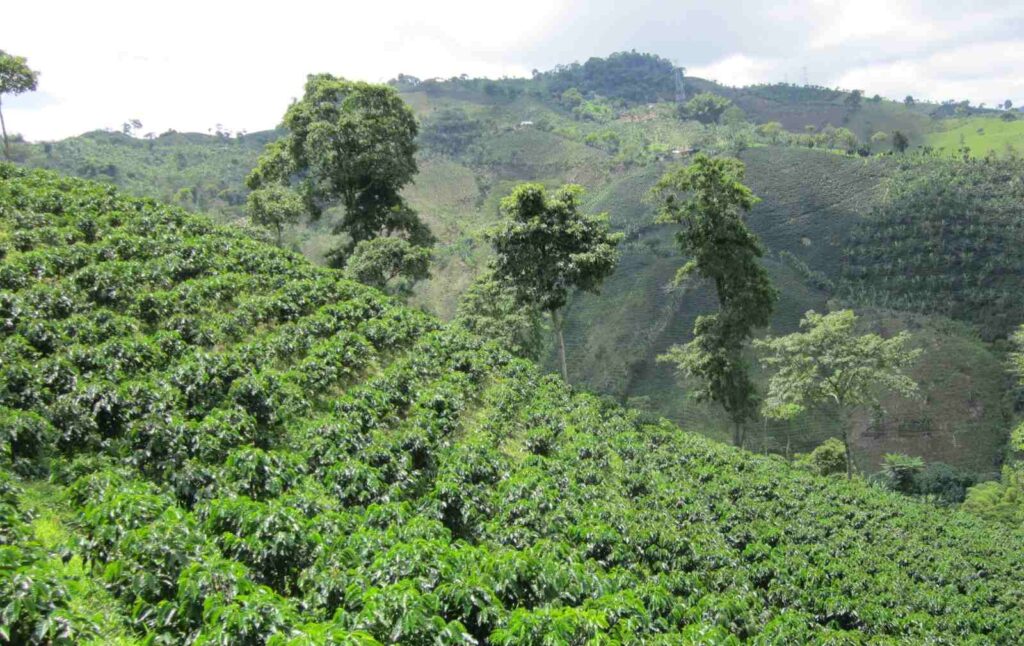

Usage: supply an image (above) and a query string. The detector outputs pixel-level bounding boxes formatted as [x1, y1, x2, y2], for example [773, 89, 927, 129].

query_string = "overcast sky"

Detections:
[4, 1, 1023, 141]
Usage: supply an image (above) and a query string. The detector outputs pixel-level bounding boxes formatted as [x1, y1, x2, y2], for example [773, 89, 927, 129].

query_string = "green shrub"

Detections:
[0, 556, 81, 645]
[0, 409, 53, 475]
[224, 448, 306, 501]
[962, 467, 1024, 524]
[910, 462, 977, 504]
[794, 438, 847, 476]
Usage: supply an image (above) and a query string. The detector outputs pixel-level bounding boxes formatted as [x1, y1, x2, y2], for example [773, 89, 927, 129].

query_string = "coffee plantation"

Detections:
[2, 163, 1024, 643]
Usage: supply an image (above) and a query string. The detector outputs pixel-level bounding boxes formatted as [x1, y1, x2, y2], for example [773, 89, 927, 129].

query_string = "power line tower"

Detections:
[674, 67, 687, 103]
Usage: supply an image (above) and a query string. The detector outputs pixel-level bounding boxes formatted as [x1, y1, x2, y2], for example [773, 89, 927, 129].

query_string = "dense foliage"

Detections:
[12, 67, 1013, 472]
[539, 51, 678, 104]
[962, 327, 1024, 522]
[453, 271, 543, 361]
[3, 164, 1024, 643]
[842, 154, 1024, 339]
[246, 75, 433, 265]
[678, 93, 733, 125]
[19, 129, 269, 220]
[343, 237, 432, 298]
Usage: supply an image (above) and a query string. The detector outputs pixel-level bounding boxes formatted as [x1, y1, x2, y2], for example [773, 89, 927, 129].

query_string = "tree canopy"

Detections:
[342, 237, 431, 298]
[540, 51, 677, 103]
[246, 74, 432, 265]
[245, 184, 305, 246]
[756, 309, 920, 477]
[489, 183, 622, 380]
[679, 93, 733, 125]
[454, 271, 543, 360]
[652, 155, 776, 445]
[892, 130, 910, 153]
[0, 50, 40, 160]
[844, 89, 863, 111]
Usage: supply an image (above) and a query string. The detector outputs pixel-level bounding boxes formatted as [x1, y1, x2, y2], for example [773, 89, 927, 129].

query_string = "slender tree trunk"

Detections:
[0, 97, 10, 161]
[841, 410, 856, 479]
[843, 429, 854, 479]
[551, 308, 568, 383]
[763, 417, 768, 455]
[732, 421, 744, 448]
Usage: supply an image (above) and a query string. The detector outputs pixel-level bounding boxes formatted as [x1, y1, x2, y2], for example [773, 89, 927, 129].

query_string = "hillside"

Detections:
[842, 153, 1024, 340]
[555, 147, 1011, 467]
[923, 115, 1024, 156]
[4, 164, 1024, 643]
[14, 129, 271, 218]
[9, 56, 1019, 476]
[681, 78, 938, 145]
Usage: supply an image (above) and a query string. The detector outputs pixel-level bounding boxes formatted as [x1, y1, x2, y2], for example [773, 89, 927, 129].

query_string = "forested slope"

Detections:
[2, 165, 1024, 643]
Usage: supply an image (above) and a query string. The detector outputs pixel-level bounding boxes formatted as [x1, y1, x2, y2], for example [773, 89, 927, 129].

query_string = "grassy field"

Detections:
[924, 116, 1024, 156]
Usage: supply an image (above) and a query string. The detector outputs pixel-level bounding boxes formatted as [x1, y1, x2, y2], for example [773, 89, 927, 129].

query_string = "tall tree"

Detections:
[755, 121, 784, 144]
[652, 154, 776, 446]
[0, 50, 39, 160]
[489, 184, 622, 381]
[844, 89, 863, 111]
[246, 74, 433, 266]
[756, 309, 920, 478]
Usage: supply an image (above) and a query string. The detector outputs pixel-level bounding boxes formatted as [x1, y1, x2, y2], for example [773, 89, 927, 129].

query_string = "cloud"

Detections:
[1, 0, 555, 140]
[806, 0, 941, 50]
[687, 54, 783, 87]
[834, 41, 1024, 105]
[2, 0, 1023, 140]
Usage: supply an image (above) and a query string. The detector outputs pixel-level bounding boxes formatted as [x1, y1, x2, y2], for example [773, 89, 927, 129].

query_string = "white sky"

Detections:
[4, 1, 1023, 141]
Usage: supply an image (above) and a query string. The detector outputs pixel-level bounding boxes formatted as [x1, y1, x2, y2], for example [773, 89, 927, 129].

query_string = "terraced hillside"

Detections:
[842, 154, 1024, 341]
[3, 164, 1024, 643]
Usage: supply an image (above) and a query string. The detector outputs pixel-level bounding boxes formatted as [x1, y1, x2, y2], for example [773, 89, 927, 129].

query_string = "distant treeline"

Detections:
[389, 51, 678, 104]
